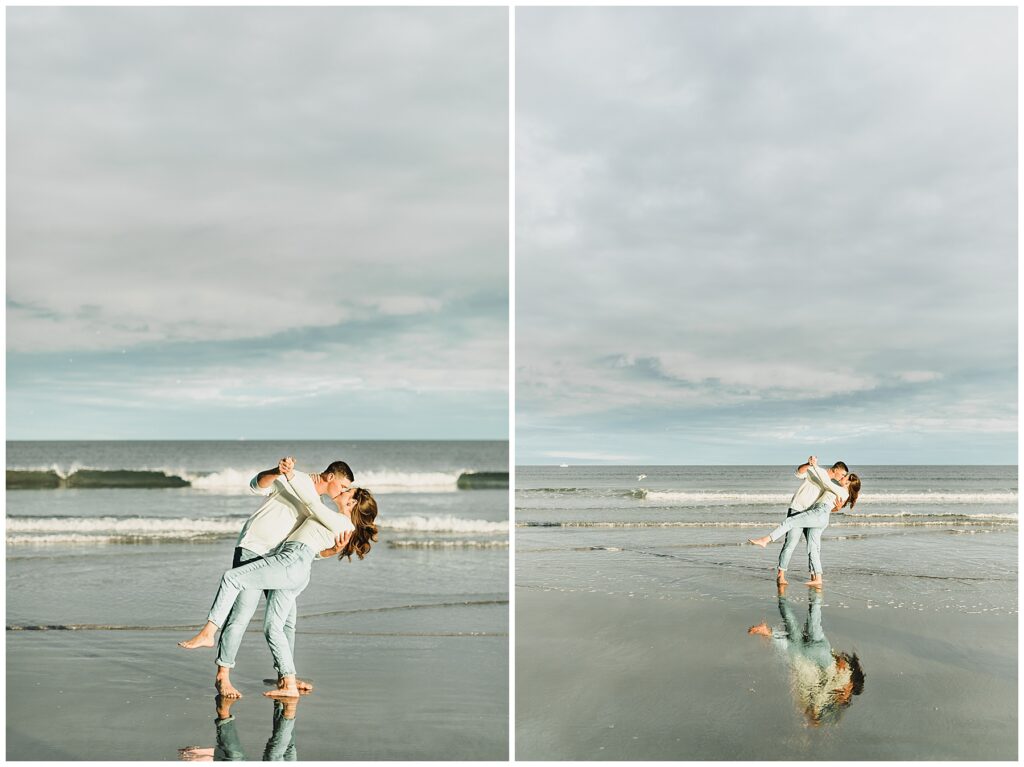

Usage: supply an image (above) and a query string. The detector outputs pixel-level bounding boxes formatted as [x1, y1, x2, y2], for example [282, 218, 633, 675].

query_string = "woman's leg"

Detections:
[749, 502, 829, 548]
[180, 547, 305, 649]
[262, 588, 305, 697]
[805, 526, 824, 584]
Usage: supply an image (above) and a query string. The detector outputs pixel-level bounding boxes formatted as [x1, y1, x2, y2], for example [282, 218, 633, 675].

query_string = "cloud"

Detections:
[540, 450, 640, 463]
[516, 7, 1016, 463]
[8, 7, 507, 353]
[6, 7, 508, 438]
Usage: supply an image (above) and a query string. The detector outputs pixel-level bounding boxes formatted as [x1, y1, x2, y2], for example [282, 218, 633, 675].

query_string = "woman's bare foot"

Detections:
[264, 677, 314, 694]
[216, 670, 243, 699]
[776, 569, 788, 585]
[747, 621, 771, 637]
[178, 622, 216, 650]
[264, 675, 300, 698]
[748, 536, 771, 548]
[178, 746, 214, 762]
[805, 576, 823, 588]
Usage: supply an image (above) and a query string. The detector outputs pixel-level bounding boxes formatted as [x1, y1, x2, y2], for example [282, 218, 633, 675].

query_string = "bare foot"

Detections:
[178, 745, 214, 761]
[215, 694, 239, 720]
[264, 674, 300, 698]
[747, 621, 771, 637]
[747, 536, 771, 548]
[777, 582, 788, 597]
[280, 698, 300, 720]
[178, 630, 215, 650]
[776, 570, 788, 585]
[263, 685, 300, 699]
[264, 677, 314, 694]
[216, 674, 243, 699]
[805, 577, 823, 589]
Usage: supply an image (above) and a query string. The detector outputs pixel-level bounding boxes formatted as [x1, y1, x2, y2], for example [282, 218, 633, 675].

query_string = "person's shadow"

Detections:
[178, 695, 299, 761]
[748, 586, 866, 726]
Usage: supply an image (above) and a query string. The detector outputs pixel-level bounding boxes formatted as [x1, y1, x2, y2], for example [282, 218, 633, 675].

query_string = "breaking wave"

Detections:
[7, 514, 509, 544]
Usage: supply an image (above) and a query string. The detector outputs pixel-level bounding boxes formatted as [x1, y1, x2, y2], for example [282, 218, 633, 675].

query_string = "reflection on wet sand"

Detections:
[748, 587, 866, 726]
[178, 695, 299, 761]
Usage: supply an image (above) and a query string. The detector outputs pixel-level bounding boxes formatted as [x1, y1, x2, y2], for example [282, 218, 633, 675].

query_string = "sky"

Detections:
[516, 7, 1017, 465]
[7, 7, 508, 440]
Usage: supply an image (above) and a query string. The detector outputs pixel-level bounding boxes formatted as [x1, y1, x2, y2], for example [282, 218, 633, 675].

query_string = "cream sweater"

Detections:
[280, 471, 355, 552]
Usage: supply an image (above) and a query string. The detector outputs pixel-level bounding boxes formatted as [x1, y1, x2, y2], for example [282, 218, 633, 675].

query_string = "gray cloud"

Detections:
[8, 7, 507, 352]
[516, 7, 1016, 463]
[7, 7, 508, 439]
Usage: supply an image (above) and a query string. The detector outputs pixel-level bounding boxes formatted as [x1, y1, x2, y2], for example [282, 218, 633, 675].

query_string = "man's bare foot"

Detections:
[748, 536, 771, 548]
[805, 577, 823, 588]
[178, 622, 216, 650]
[215, 694, 239, 720]
[776, 570, 788, 585]
[216, 673, 243, 699]
[747, 621, 771, 637]
[279, 698, 300, 720]
[178, 745, 214, 761]
[776, 582, 788, 597]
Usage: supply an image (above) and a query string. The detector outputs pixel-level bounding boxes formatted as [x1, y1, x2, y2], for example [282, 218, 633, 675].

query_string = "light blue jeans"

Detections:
[216, 547, 298, 673]
[208, 542, 314, 677]
[214, 703, 298, 762]
[776, 510, 806, 572]
[263, 702, 298, 761]
[769, 501, 830, 575]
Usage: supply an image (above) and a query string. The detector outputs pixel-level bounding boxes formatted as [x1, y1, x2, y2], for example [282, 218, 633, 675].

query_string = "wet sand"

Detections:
[7, 605, 508, 761]
[515, 582, 1016, 760]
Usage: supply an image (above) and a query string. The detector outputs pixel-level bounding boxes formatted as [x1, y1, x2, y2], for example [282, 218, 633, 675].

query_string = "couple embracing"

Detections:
[748, 455, 861, 587]
[179, 457, 379, 698]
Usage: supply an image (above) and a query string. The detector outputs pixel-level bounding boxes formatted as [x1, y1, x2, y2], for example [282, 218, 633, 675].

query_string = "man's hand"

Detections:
[278, 456, 296, 479]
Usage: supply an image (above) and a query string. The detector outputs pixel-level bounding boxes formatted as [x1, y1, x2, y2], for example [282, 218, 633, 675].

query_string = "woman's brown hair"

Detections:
[843, 473, 861, 509]
[338, 487, 379, 561]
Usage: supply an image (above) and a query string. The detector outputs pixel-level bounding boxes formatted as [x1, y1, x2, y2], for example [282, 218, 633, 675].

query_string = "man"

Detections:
[213, 456, 354, 699]
[747, 589, 865, 726]
[774, 456, 848, 586]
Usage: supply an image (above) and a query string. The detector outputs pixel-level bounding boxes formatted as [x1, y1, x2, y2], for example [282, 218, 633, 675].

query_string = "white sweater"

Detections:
[236, 475, 308, 556]
[280, 472, 356, 553]
[804, 465, 849, 508]
[789, 465, 848, 510]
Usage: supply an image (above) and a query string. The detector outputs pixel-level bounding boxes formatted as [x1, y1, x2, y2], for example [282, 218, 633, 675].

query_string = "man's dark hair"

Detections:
[831, 461, 849, 473]
[324, 460, 354, 483]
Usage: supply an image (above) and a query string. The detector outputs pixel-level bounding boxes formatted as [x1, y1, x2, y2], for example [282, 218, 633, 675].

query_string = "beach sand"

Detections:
[6, 537, 508, 761]
[7, 611, 508, 761]
[515, 577, 1016, 760]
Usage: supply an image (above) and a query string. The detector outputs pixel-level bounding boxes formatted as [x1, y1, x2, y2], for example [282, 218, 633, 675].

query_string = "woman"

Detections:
[179, 470, 379, 697]
[748, 590, 866, 726]
[748, 458, 861, 587]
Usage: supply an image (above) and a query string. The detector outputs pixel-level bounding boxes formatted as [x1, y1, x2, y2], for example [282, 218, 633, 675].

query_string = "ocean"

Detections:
[7, 440, 509, 760]
[515, 464, 1017, 760]
[516, 464, 1017, 613]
